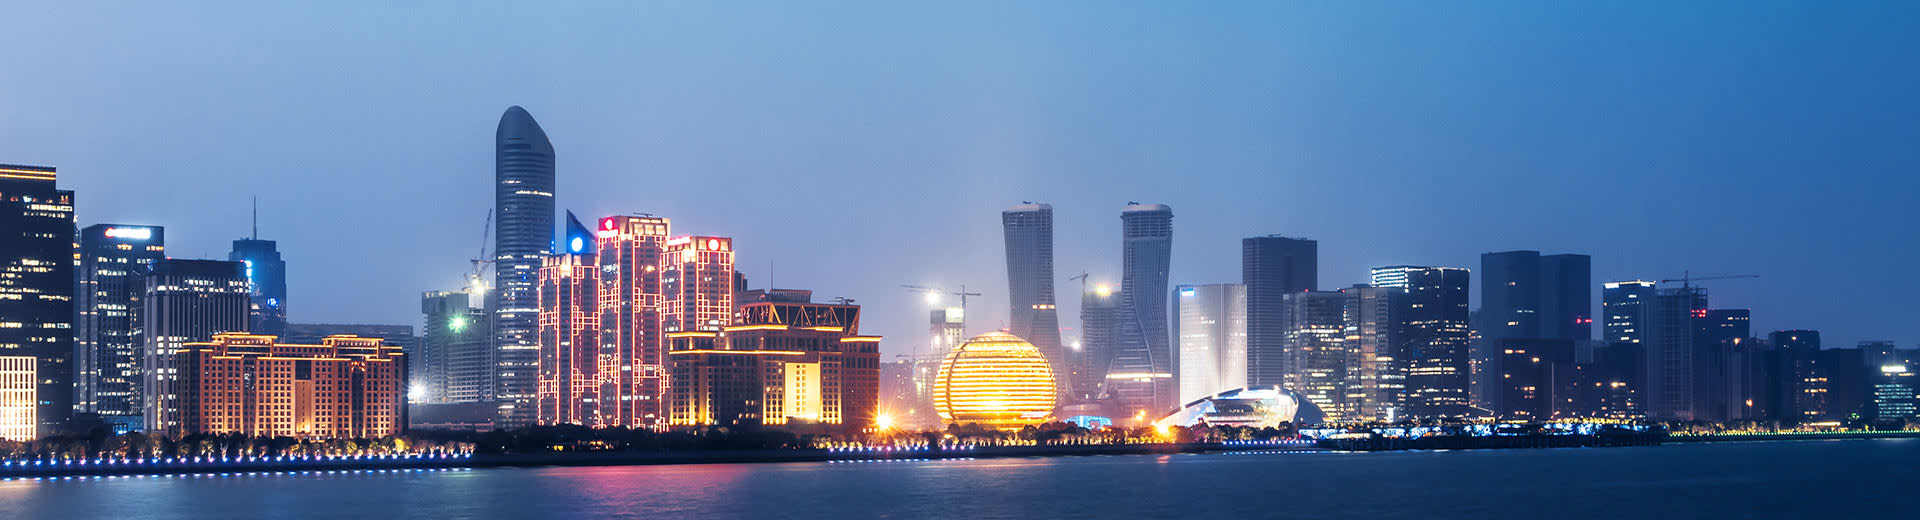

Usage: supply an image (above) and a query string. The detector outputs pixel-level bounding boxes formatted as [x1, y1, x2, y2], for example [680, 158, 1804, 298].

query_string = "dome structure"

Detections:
[1154, 386, 1325, 429]
[933, 332, 1057, 428]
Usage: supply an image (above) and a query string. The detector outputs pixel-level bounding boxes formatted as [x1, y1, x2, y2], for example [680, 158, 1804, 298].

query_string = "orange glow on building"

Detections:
[0, 356, 34, 441]
[537, 253, 601, 426]
[594, 215, 671, 429]
[668, 298, 880, 435]
[663, 236, 735, 333]
[184, 333, 404, 439]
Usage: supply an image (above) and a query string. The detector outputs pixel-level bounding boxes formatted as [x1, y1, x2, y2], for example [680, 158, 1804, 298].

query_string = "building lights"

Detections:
[932, 332, 1057, 429]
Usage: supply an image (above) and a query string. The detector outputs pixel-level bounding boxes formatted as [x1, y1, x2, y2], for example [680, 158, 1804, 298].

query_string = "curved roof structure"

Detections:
[933, 332, 1057, 428]
[1154, 385, 1325, 429]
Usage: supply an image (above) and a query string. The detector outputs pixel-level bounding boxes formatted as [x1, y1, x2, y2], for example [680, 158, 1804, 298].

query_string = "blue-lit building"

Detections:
[75, 224, 166, 425]
[229, 237, 287, 337]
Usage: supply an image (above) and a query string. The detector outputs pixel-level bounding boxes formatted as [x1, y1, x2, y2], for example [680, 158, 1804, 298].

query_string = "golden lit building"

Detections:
[662, 236, 735, 333]
[933, 332, 1057, 429]
[0, 356, 34, 441]
[184, 333, 404, 439]
[594, 215, 671, 429]
[668, 294, 880, 435]
[537, 253, 600, 426]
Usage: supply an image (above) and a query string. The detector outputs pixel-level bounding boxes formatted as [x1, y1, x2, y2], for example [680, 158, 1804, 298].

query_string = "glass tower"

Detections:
[493, 105, 556, 428]
[1002, 203, 1065, 395]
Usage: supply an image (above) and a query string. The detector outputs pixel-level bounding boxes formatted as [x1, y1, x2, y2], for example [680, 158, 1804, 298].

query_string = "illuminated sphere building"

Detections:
[933, 332, 1057, 428]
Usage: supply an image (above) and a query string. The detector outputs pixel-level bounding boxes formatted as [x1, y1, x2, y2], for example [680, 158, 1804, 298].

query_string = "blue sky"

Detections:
[4, 2, 1916, 354]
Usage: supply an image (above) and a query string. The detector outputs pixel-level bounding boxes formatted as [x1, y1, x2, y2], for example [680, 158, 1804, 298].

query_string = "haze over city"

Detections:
[5, 2, 1917, 357]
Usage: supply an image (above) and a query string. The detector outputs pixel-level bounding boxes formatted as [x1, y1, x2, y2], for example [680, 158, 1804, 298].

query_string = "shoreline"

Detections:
[4, 431, 1916, 479]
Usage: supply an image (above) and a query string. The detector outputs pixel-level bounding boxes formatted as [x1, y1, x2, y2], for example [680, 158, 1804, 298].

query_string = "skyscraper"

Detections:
[1244, 235, 1317, 389]
[141, 259, 250, 437]
[419, 289, 492, 404]
[1770, 330, 1825, 422]
[75, 224, 166, 424]
[1372, 266, 1473, 418]
[1473, 251, 1590, 412]
[537, 252, 600, 426]
[1110, 204, 1174, 417]
[0, 164, 74, 434]
[1343, 285, 1402, 422]
[662, 236, 736, 333]
[1174, 283, 1246, 405]
[1002, 203, 1065, 394]
[1074, 283, 1120, 403]
[1602, 280, 1656, 345]
[493, 105, 556, 428]
[595, 215, 672, 429]
[1643, 285, 1707, 421]
[229, 236, 287, 338]
[1283, 290, 1348, 421]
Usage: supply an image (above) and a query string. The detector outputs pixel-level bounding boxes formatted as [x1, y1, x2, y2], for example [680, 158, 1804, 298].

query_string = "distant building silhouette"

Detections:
[1244, 236, 1317, 390]
[1472, 251, 1590, 413]
[229, 237, 288, 338]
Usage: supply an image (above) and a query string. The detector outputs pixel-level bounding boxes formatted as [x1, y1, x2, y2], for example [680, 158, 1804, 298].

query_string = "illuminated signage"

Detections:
[103, 227, 152, 240]
[666, 236, 692, 247]
[569, 236, 585, 253]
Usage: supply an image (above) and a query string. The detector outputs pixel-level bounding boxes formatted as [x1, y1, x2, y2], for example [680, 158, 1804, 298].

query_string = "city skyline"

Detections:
[4, 3, 1919, 358]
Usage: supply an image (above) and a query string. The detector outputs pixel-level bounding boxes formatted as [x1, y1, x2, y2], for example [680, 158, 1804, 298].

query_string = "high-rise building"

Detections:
[229, 237, 288, 337]
[1602, 280, 1656, 345]
[1075, 283, 1121, 403]
[663, 236, 736, 333]
[1692, 308, 1752, 422]
[1872, 363, 1917, 422]
[419, 289, 492, 404]
[75, 224, 165, 423]
[667, 294, 880, 434]
[1342, 285, 1403, 422]
[1174, 283, 1246, 405]
[1472, 251, 1589, 413]
[595, 215, 672, 429]
[928, 307, 964, 357]
[1642, 285, 1707, 421]
[1283, 290, 1349, 421]
[176, 333, 404, 438]
[493, 105, 557, 428]
[536, 253, 599, 426]
[1245, 235, 1317, 389]
[0, 164, 74, 433]
[141, 259, 251, 437]
[1111, 204, 1175, 417]
[1493, 338, 1578, 420]
[1820, 347, 1871, 421]
[1372, 266, 1473, 418]
[1002, 203, 1066, 394]
[0, 356, 34, 441]
[1770, 330, 1825, 422]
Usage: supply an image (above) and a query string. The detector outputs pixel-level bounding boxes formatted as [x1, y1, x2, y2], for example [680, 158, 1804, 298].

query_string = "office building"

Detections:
[595, 215, 672, 429]
[229, 236, 288, 337]
[75, 224, 165, 422]
[142, 260, 251, 437]
[1002, 203, 1066, 393]
[1642, 285, 1706, 421]
[1075, 283, 1120, 403]
[0, 356, 33, 440]
[1245, 235, 1317, 388]
[1692, 309, 1752, 422]
[1820, 347, 1870, 421]
[667, 294, 880, 434]
[1493, 338, 1578, 420]
[1373, 266, 1473, 418]
[0, 164, 74, 433]
[177, 333, 404, 438]
[536, 253, 599, 426]
[1603, 280, 1657, 345]
[493, 105, 557, 428]
[663, 236, 736, 333]
[1770, 330, 1825, 422]
[1174, 283, 1246, 405]
[1283, 290, 1349, 421]
[419, 289, 492, 404]
[1343, 285, 1402, 422]
[1473, 251, 1590, 413]
[1110, 204, 1174, 416]
[1873, 363, 1916, 422]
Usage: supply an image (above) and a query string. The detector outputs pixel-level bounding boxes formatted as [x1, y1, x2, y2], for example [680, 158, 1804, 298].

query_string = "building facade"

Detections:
[1245, 235, 1317, 389]
[667, 296, 880, 434]
[1002, 203, 1066, 395]
[0, 356, 33, 440]
[493, 105, 557, 428]
[1342, 285, 1402, 422]
[1174, 283, 1246, 405]
[228, 237, 288, 337]
[595, 215, 672, 429]
[1473, 251, 1590, 413]
[1373, 266, 1473, 418]
[1074, 284, 1120, 403]
[179, 333, 404, 438]
[662, 236, 736, 333]
[142, 259, 251, 437]
[1283, 290, 1349, 421]
[0, 164, 74, 433]
[1642, 285, 1707, 421]
[1110, 204, 1175, 417]
[419, 289, 492, 404]
[537, 253, 600, 426]
[75, 224, 166, 421]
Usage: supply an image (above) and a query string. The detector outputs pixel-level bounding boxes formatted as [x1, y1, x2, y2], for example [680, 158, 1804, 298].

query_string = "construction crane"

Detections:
[1660, 271, 1759, 288]
[1068, 272, 1089, 296]
[900, 284, 983, 313]
[467, 209, 494, 291]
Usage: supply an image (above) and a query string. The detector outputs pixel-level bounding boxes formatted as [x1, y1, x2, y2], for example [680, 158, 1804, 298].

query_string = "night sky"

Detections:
[5, 2, 1916, 356]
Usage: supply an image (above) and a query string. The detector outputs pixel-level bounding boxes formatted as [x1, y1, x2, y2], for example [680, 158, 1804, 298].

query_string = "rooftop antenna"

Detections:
[251, 195, 258, 239]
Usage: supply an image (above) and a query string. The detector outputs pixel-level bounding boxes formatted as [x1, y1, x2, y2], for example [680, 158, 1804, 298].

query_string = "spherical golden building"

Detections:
[933, 332, 1057, 429]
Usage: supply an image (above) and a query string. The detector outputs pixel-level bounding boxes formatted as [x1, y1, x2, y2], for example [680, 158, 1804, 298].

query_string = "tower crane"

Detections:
[1659, 272, 1759, 289]
[467, 209, 494, 292]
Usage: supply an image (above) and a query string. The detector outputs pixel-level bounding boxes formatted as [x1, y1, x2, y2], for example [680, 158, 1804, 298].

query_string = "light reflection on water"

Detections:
[0, 439, 1913, 519]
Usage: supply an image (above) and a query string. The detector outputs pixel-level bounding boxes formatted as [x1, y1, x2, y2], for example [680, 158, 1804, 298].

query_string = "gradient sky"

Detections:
[5, 2, 1916, 356]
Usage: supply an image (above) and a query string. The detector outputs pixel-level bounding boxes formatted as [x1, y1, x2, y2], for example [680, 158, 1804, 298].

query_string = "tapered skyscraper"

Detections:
[493, 106, 556, 428]
[1110, 203, 1174, 417]
[1002, 203, 1065, 394]
[1243, 235, 1317, 388]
